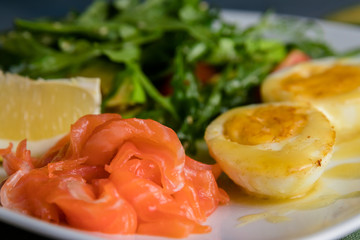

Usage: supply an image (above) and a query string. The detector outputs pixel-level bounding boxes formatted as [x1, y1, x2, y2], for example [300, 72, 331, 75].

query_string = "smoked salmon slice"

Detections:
[0, 114, 229, 238]
[1, 140, 35, 175]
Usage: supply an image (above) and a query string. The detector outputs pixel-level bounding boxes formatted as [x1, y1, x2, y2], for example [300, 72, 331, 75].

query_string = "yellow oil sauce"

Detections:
[237, 212, 291, 226]
[332, 136, 360, 160]
[237, 188, 360, 226]
[218, 173, 360, 227]
[324, 162, 360, 179]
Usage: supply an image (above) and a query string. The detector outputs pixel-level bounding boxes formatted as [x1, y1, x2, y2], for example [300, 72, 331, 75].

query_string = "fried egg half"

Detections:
[261, 57, 360, 157]
[205, 102, 335, 199]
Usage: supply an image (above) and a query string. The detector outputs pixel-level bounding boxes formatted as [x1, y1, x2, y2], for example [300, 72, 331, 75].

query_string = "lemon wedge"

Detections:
[0, 71, 101, 156]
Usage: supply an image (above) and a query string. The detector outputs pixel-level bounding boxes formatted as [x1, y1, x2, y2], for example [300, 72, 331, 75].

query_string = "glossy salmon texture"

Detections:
[0, 114, 229, 238]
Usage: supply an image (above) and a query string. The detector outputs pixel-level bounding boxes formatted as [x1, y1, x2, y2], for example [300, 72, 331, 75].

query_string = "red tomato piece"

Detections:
[273, 49, 311, 72]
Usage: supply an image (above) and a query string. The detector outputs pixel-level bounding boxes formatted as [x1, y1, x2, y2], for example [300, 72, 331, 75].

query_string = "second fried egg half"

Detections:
[261, 57, 360, 158]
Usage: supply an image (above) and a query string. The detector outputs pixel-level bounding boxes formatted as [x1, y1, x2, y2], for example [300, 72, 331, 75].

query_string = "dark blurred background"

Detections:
[1, 0, 360, 31]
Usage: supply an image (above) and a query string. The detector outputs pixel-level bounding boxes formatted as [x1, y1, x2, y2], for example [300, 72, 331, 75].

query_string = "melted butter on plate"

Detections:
[218, 160, 360, 227]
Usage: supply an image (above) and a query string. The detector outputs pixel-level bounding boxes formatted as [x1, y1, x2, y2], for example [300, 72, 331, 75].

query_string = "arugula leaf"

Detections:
[127, 62, 179, 120]
[0, 0, 344, 157]
[102, 43, 140, 63]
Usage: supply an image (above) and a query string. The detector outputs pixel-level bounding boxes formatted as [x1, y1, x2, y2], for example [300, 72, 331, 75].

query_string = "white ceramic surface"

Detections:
[1, 10, 360, 240]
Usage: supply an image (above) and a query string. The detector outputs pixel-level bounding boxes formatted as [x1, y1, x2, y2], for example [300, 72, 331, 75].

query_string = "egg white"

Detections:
[205, 102, 335, 199]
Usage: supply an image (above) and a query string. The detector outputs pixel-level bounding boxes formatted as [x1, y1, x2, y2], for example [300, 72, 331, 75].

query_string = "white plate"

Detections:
[1, 10, 360, 240]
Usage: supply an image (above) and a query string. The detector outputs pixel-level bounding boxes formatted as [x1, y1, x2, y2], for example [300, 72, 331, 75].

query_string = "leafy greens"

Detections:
[0, 0, 338, 158]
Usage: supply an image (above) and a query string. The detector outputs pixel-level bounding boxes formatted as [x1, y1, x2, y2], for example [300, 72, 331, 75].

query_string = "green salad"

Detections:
[0, 0, 348, 157]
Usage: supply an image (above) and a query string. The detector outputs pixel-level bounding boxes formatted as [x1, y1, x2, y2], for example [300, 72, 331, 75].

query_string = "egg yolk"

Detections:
[281, 64, 360, 98]
[223, 106, 308, 145]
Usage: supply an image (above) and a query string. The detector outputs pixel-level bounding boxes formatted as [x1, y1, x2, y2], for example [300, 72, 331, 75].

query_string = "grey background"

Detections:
[0, 0, 360, 30]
